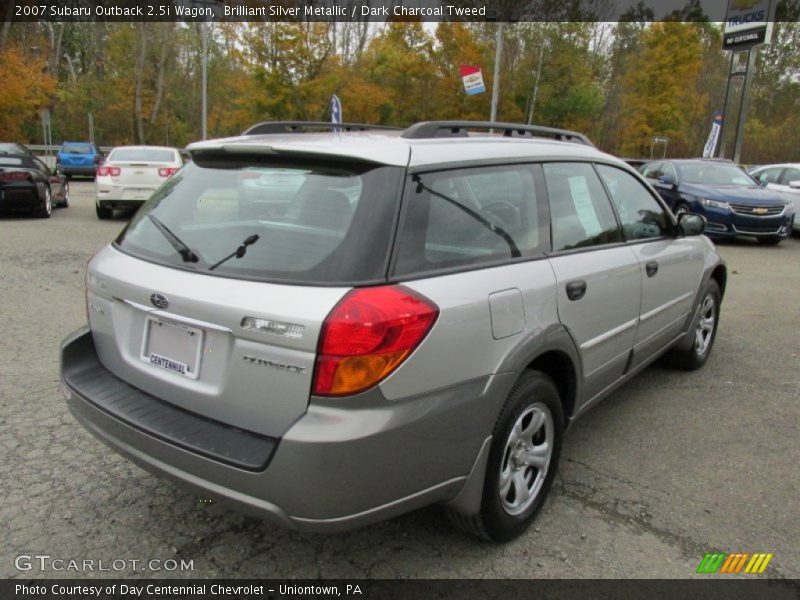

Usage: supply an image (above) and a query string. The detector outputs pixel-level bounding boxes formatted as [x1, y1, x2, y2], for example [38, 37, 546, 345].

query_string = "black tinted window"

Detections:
[394, 164, 547, 275]
[597, 165, 669, 240]
[115, 160, 403, 285]
[544, 163, 621, 251]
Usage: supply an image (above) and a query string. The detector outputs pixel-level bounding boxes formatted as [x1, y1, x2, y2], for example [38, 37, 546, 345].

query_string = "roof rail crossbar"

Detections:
[242, 121, 402, 136]
[401, 121, 594, 147]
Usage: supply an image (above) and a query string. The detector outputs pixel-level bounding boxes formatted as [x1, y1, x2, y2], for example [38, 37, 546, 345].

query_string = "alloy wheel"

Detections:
[499, 402, 554, 516]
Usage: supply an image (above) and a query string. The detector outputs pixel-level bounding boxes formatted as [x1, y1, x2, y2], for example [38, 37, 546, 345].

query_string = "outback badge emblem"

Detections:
[150, 293, 169, 309]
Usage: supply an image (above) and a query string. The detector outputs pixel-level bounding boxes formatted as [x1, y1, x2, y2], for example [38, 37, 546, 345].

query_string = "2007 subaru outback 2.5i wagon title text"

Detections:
[61, 120, 725, 541]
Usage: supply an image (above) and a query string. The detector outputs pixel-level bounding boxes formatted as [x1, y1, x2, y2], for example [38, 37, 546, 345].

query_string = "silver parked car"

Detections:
[749, 163, 800, 232]
[61, 121, 726, 541]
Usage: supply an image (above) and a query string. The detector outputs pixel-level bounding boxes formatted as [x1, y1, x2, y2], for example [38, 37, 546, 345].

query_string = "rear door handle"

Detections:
[565, 280, 587, 301]
[646, 261, 659, 278]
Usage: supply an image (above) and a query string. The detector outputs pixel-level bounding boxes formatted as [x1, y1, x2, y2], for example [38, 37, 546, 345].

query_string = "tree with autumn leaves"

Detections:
[1, 17, 798, 163]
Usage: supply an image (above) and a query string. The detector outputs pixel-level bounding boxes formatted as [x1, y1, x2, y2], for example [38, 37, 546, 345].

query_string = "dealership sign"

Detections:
[459, 65, 486, 96]
[723, 0, 776, 49]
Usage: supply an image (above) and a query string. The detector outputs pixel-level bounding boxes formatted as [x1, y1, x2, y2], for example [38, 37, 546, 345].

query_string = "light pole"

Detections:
[201, 21, 208, 140]
[490, 23, 504, 123]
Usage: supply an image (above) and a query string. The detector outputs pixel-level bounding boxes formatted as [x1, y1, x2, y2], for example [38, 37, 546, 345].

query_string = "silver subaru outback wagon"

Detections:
[60, 121, 725, 541]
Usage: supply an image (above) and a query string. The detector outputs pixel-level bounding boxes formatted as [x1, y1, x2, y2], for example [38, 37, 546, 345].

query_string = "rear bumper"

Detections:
[96, 199, 146, 210]
[0, 184, 39, 211]
[60, 327, 511, 532]
[60, 165, 97, 176]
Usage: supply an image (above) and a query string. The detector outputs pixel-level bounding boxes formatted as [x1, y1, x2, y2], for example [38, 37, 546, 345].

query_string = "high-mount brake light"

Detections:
[312, 286, 438, 397]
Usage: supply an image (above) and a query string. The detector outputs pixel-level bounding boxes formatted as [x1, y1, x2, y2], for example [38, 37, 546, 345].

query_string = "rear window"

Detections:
[61, 144, 93, 154]
[109, 148, 176, 163]
[115, 159, 403, 285]
[0, 157, 24, 166]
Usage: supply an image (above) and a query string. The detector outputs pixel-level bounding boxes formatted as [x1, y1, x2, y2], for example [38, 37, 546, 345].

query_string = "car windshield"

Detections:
[62, 144, 93, 154]
[115, 159, 403, 285]
[109, 148, 175, 162]
[679, 163, 757, 186]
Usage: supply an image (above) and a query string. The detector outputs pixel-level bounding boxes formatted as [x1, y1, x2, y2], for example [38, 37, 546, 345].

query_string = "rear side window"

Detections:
[782, 167, 800, 184]
[544, 163, 621, 252]
[596, 165, 669, 240]
[393, 164, 547, 275]
[109, 148, 176, 163]
[115, 160, 403, 285]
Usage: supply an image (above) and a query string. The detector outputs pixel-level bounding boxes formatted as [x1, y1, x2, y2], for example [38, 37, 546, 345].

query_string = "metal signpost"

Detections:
[717, 0, 777, 163]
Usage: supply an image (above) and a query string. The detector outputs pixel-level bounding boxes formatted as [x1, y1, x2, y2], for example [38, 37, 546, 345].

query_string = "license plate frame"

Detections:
[140, 316, 203, 379]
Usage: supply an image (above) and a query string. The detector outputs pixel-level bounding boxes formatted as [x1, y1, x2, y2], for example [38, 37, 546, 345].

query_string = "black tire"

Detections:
[447, 370, 564, 542]
[757, 236, 782, 246]
[34, 185, 52, 218]
[60, 181, 70, 208]
[96, 203, 113, 220]
[670, 280, 721, 371]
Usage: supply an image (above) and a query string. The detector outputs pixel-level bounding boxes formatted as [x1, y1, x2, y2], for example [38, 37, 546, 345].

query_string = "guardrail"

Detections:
[28, 144, 114, 154]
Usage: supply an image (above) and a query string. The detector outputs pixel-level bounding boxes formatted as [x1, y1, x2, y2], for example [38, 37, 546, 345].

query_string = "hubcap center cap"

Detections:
[511, 442, 528, 469]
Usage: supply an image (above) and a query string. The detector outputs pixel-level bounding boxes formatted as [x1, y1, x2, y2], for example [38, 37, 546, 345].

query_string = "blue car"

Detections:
[56, 142, 104, 179]
[642, 159, 795, 245]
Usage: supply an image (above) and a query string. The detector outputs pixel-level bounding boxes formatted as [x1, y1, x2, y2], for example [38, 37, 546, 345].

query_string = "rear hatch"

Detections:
[59, 144, 95, 166]
[88, 153, 403, 438]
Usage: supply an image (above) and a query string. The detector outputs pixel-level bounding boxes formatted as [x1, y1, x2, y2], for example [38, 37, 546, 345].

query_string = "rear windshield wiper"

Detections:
[209, 234, 260, 271]
[146, 214, 201, 263]
[413, 175, 521, 258]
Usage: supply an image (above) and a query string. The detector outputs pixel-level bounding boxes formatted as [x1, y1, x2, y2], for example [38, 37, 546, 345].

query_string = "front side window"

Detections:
[754, 167, 784, 185]
[115, 159, 403, 284]
[661, 162, 678, 181]
[642, 162, 662, 180]
[544, 163, 621, 252]
[393, 164, 547, 275]
[596, 164, 670, 240]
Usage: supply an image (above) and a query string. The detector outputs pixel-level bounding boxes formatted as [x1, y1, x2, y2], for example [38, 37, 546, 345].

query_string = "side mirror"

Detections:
[657, 174, 676, 187]
[678, 212, 705, 236]
[789, 180, 800, 190]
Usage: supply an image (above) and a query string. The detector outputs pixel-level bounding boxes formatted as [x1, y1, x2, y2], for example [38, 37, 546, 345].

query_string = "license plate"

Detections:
[141, 317, 203, 379]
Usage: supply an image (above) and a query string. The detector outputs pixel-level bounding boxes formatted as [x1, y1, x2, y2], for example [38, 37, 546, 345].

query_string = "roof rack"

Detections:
[401, 121, 594, 147]
[242, 121, 402, 135]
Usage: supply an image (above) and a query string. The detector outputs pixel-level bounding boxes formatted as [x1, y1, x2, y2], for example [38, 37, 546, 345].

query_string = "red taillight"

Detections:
[158, 167, 178, 177]
[0, 171, 30, 181]
[97, 166, 120, 177]
[312, 286, 439, 397]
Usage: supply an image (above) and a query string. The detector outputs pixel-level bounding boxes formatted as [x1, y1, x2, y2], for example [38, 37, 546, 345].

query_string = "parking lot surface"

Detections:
[1, 181, 798, 579]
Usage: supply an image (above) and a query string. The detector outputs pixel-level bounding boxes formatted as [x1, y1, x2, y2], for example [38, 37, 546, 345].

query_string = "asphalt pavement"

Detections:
[1, 181, 797, 579]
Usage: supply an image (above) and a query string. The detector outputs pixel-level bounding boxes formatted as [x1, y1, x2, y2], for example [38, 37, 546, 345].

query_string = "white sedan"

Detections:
[95, 146, 182, 219]
[749, 163, 800, 232]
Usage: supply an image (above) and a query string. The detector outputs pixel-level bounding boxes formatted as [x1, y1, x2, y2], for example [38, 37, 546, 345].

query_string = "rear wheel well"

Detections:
[711, 265, 727, 300]
[526, 351, 576, 420]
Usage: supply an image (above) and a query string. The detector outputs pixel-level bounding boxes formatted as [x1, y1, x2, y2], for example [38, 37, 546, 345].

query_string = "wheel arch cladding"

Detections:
[525, 350, 576, 421]
[711, 265, 727, 301]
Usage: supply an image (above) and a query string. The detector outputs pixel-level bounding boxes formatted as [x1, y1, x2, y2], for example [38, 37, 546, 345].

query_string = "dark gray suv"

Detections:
[60, 121, 725, 541]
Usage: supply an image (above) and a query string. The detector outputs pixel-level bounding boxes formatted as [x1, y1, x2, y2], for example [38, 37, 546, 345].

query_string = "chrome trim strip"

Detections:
[639, 292, 693, 323]
[581, 318, 639, 351]
[113, 297, 233, 333]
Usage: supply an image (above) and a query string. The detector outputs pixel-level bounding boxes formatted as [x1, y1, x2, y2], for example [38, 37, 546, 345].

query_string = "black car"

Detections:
[0, 143, 69, 218]
[642, 159, 794, 245]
